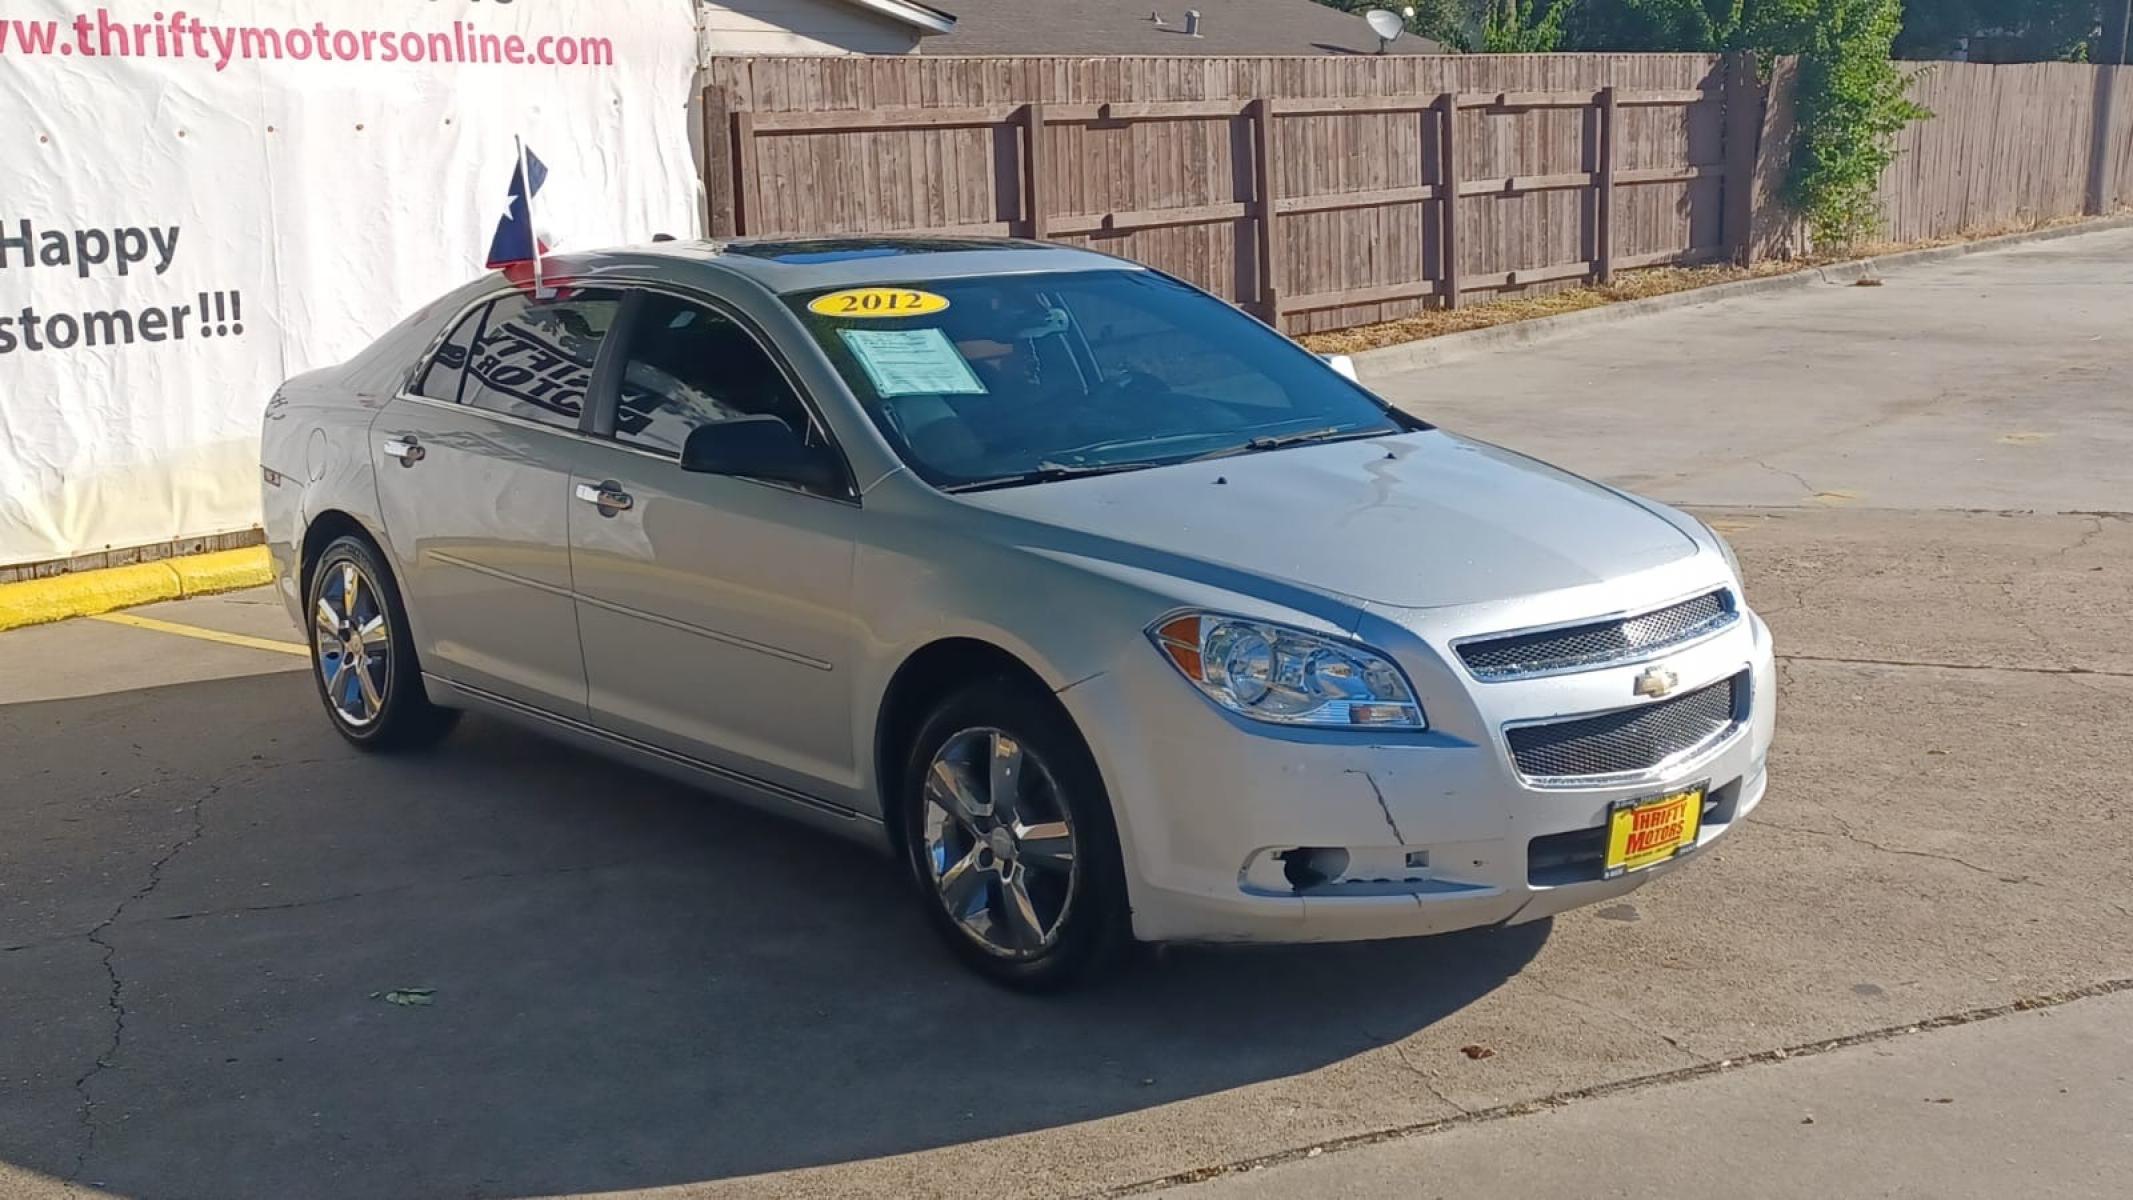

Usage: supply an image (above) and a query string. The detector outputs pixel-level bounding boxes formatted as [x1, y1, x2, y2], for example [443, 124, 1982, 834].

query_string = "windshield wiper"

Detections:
[943, 460, 1160, 494]
[1186, 425, 1380, 463]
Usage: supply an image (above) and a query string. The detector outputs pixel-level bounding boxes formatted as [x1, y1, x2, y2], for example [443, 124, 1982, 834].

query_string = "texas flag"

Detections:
[486, 142, 550, 271]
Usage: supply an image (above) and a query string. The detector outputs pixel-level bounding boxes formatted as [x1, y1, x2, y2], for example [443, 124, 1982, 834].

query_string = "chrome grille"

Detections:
[1458, 590, 1735, 680]
[1508, 672, 1745, 781]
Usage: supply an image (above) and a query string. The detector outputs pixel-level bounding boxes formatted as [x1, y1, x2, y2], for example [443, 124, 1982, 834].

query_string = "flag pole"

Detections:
[516, 134, 544, 293]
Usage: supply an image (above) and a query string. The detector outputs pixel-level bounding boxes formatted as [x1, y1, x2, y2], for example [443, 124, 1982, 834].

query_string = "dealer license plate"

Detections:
[1603, 784, 1706, 878]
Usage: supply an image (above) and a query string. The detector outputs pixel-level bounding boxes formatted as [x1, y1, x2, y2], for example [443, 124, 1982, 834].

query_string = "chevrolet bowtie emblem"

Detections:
[1633, 666, 1680, 698]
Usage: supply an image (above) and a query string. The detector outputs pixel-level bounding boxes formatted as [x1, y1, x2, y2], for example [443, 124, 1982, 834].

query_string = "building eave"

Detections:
[841, 0, 958, 36]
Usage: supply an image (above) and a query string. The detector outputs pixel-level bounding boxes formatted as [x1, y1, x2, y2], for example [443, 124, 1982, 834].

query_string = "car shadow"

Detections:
[0, 672, 1546, 1198]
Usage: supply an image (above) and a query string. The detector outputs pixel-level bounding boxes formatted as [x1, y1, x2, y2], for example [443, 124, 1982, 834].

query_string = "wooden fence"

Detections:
[1878, 60, 2133, 242]
[697, 54, 2133, 334]
[700, 54, 1749, 333]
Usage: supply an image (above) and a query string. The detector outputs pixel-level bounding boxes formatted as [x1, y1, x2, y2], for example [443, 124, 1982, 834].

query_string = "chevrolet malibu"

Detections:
[262, 237, 1775, 989]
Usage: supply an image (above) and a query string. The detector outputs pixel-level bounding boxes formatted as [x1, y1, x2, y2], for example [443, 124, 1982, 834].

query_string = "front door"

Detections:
[565, 289, 862, 804]
[372, 286, 624, 720]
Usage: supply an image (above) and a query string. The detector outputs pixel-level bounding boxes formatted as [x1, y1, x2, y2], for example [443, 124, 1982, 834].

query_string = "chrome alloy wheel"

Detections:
[921, 728, 1080, 958]
[313, 560, 391, 728]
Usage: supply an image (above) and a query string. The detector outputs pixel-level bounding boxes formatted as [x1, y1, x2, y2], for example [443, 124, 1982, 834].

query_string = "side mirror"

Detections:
[1321, 354, 1361, 384]
[680, 415, 844, 495]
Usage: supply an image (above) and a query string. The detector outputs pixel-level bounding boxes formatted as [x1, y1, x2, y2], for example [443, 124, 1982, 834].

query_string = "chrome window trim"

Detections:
[387, 388, 863, 513]
[1501, 667, 1751, 790]
[594, 277, 862, 503]
[1451, 585, 1740, 683]
[391, 386, 589, 440]
[388, 282, 863, 508]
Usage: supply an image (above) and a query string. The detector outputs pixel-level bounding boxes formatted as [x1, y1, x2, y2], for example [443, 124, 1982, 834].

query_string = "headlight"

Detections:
[1149, 612, 1425, 729]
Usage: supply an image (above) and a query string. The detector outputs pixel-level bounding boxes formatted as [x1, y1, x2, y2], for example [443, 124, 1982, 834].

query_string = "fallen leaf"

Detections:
[373, 988, 436, 1007]
[1459, 1044, 1495, 1060]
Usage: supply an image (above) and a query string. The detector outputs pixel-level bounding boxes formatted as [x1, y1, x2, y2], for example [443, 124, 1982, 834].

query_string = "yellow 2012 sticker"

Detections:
[807, 287, 950, 318]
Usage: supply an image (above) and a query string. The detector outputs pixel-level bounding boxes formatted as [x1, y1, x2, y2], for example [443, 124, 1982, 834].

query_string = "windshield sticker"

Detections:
[807, 287, 950, 319]
[838, 328, 987, 397]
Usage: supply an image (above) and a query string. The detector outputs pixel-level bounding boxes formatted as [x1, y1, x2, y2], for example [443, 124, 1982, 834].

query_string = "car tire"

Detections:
[306, 535, 458, 753]
[899, 676, 1133, 991]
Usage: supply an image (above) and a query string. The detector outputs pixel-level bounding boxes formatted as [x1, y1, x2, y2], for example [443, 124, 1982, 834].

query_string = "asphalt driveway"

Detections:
[2, 228, 2128, 1199]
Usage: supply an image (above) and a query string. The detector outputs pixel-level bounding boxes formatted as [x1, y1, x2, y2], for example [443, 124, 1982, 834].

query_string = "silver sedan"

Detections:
[262, 237, 1775, 989]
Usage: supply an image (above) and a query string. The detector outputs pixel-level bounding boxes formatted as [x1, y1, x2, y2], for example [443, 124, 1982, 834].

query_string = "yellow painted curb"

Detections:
[0, 547, 274, 634]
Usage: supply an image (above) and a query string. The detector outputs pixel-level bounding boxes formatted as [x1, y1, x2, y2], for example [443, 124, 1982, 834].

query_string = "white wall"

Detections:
[699, 0, 921, 58]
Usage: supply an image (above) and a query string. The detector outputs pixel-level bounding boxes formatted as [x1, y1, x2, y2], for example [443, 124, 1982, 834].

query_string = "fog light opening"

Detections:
[1280, 846, 1351, 892]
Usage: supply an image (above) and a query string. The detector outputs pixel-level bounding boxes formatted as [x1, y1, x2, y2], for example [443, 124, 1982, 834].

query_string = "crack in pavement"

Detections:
[64, 771, 232, 1193]
[5, 856, 673, 955]
[1094, 979, 2133, 1198]
[1750, 458, 1819, 499]
[1744, 816, 2133, 923]
[1360, 1026, 1471, 1117]
[1517, 970, 1710, 1066]
[1776, 652, 2133, 680]
[1, 929, 101, 956]
[1745, 813, 2034, 884]
[148, 855, 678, 926]
[2052, 514, 2109, 561]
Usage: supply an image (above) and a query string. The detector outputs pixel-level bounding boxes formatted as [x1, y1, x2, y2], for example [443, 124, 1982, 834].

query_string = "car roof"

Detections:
[546, 235, 1141, 295]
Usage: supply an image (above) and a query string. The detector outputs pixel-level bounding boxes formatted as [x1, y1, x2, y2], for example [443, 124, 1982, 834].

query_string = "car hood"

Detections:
[956, 431, 1700, 610]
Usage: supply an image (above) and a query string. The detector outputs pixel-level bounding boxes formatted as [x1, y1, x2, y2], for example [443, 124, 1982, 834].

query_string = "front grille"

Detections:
[1458, 590, 1735, 680]
[1508, 672, 1746, 781]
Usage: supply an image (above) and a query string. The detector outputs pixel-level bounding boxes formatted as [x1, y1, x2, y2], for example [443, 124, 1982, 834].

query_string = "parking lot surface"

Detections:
[3, 229, 2129, 1199]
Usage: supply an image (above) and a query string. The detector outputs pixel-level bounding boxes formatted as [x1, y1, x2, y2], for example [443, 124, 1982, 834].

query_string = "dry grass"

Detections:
[1295, 213, 2113, 357]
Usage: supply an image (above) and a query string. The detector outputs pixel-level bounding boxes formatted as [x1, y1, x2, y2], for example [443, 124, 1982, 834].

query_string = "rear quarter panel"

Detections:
[260, 374, 391, 629]
[261, 276, 496, 632]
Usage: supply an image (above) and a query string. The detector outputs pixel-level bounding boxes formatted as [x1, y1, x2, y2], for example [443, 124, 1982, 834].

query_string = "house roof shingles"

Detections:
[919, 0, 1448, 56]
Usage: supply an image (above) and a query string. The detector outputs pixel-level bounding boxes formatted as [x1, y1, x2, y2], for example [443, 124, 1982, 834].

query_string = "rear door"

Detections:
[372, 287, 624, 720]
[565, 286, 864, 805]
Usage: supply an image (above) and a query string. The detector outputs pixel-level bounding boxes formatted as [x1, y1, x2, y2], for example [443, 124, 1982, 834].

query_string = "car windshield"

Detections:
[785, 270, 1419, 492]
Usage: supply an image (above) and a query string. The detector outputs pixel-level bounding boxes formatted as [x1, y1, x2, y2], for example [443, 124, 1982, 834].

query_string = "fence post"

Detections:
[1251, 97, 1285, 325]
[731, 110, 760, 237]
[1438, 92, 1463, 309]
[2088, 66, 2124, 214]
[1722, 51, 1764, 264]
[701, 85, 739, 238]
[1024, 103, 1051, 240]
[1596, 87, 1617, 286]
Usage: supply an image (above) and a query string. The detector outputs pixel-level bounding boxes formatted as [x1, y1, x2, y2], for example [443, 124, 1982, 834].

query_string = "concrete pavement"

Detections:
[1161, 988, 2133, 1200]
[2, 227, 2130, 1199]
[1364, 224, 2133, 515]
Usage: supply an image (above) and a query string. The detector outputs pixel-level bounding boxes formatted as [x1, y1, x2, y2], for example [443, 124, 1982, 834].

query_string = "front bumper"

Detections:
[1060, 603, 1776, 945]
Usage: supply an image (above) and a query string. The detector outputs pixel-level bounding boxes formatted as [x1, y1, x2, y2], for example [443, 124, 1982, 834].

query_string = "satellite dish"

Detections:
[1364, 8, 1405, 52]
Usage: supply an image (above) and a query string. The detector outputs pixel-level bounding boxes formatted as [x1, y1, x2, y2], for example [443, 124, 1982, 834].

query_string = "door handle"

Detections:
[381, 437, 426, 466]
[574, 481, 635, 516]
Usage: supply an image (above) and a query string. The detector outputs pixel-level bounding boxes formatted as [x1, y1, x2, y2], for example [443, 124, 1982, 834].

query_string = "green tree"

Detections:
[1787, 0, 1928, 245]
[1481, 0, 1575, 50]
[1563, 0, 1749, 50]
[1892, 1, 2117, 63]
[1312, 0, 1477, 51]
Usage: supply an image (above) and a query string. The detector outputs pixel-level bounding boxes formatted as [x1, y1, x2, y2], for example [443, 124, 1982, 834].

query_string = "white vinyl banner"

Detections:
[0, 0, 702, 566]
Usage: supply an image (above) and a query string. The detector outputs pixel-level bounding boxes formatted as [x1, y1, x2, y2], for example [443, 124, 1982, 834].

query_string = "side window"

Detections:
[458, 289, 624, 430]
[613, 293, 817, 457]
[413, 305, 483, 403]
